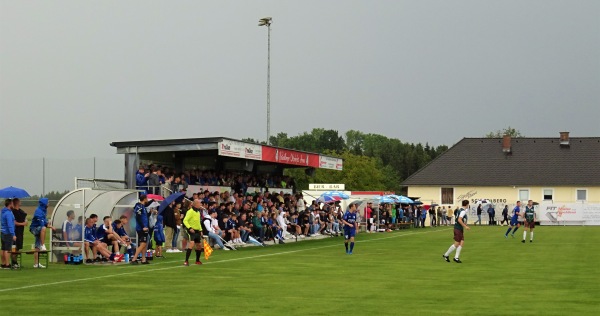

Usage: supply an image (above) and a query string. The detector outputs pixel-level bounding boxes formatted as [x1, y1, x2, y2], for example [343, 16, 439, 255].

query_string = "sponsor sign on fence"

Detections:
[539, 202, 600, 225]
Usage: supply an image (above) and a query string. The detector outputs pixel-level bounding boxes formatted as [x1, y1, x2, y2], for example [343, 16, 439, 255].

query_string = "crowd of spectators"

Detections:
[135, 165, 297, 196]
[160, 191, 348, 254]
[364, 203, 459, 232]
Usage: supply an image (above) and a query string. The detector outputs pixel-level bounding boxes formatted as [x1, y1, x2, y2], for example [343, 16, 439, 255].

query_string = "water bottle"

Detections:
[69, 254, 74, 264]
[124, 253, 130, 263]
[64, 254, 69, 264]
[78, 254, 83, 264]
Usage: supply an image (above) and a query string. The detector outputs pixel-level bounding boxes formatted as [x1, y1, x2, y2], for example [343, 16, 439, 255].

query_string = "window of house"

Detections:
[576, 189, 587, 201]
[543, 189, 553, 201]
[441, 188, 454, 204]
[519, 189, 530, 201]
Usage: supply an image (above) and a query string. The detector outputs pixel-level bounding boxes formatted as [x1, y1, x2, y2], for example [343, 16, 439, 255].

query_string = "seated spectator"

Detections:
[252, 211, 265, 243]
[287, 211, 304, 238]
[203, 210, 228, 250]
[237, 213, 252, 244]
[268, 212, 284, 244]
[227, 214, 242, 245]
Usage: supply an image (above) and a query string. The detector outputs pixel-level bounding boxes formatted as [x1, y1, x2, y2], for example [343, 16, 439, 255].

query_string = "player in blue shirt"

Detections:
[341, 203, 359, 254]
[131, 195, 150, 264]
[83, 218, 115, 262]
[505, 201, 522, 238]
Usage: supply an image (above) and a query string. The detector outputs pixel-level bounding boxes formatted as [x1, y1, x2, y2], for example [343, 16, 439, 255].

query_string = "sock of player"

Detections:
[444, 244, 456, 257]
[530, 232, 534, 241]
[455, 246, 462, 259]
[505, 227, 512, 236]
[344, 242, 348, 252]
[523, 231, 527, 240]
[185, 248, 192, 261]
[512, 227, 519, 234]
[195, 250, 201, 262]
[350, 242, 354, 252]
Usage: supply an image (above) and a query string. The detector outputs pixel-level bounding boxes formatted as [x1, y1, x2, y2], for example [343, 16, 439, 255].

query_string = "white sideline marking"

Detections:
[0, 228, 448, 293]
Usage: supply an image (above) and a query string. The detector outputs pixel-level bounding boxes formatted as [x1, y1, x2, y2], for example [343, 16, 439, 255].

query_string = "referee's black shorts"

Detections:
[187, 230, 202, 243]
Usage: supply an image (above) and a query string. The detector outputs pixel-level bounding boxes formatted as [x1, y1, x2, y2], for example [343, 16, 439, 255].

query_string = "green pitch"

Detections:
[0, 226, 598, 315]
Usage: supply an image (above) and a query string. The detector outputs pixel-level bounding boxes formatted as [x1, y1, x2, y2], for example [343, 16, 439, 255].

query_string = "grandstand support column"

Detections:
[259, 17, 272, 144]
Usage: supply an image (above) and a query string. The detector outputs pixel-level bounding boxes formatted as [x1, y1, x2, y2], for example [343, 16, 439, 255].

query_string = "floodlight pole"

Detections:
[259, 17, 272, 145]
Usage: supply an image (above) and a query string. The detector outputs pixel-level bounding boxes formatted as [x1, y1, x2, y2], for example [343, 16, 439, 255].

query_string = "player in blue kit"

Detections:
[341, 203, 359, 254]
[504, 201, 522, 238]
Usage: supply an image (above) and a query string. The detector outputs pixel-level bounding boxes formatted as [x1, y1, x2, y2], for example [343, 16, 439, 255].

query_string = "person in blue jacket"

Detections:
[136, 166, 150, 193]
[29, 198, 55, 252]
[1, 199, 17, 269]
[153, 213, 165, 258]
[131, 195, 150, 264]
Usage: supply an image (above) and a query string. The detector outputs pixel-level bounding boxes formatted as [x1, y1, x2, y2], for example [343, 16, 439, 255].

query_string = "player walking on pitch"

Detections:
[341, 203, 358, 255]
[504, 201, 522, 238]
[522, 200, 536, 243]
[443, 199, 470, 263]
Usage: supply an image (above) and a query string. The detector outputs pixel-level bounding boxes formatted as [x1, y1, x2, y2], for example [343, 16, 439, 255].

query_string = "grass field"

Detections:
[0, 226, 598, 315]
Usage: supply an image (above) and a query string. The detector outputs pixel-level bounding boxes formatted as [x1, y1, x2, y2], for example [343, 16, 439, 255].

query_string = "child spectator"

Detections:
[154, 213, 165, 258]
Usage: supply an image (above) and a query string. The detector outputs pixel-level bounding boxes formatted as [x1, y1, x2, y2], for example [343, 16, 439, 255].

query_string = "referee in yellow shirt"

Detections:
[183, 199, 204, 266]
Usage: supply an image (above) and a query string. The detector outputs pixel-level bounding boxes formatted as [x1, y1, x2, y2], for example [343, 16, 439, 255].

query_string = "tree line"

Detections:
[244, 128, 449, 193]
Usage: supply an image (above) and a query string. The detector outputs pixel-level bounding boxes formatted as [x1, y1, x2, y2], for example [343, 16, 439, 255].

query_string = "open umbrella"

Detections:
[316, 191, 350, 203]
[158, 192, 186, 214]
[0, 186, 30, 199]
[387, 195, 414, 204]
[147, 194, 165, 201]
[371, 195, 396, 204]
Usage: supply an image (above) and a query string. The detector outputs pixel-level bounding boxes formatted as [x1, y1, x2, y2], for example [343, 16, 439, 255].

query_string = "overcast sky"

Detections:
[1, 0, 599, 193]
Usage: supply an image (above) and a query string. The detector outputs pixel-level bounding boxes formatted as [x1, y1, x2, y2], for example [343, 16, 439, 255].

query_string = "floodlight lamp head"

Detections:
[258, 17, 272, 26]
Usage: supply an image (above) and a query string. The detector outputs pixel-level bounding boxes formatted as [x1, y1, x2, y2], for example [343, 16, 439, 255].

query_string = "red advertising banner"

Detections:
[261, 146, 320, 167]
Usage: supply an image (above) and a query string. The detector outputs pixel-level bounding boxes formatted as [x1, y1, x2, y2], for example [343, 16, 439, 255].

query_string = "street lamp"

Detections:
[258, 17, 272, 144]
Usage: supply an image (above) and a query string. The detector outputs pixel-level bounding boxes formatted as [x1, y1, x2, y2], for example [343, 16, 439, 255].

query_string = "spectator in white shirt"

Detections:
[203, 210, 228, 250]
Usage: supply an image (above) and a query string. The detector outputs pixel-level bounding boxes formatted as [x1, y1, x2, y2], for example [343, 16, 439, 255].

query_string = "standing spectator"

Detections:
[475, 204, 482, 225]
[296, 194, 305, 213]
[131, 195, 150, 265]
[136, 166, 150, 193]
[500, 205, 509, 226]
[148, 167, 161, 195]
[488, 205, 495, 225]
[365, 202, 373, 233]
[420, 206, 427, 228]
[154, 212, 165, 258]
[11, 198, 27, 268]
[436, 207, 442, 227]
[1, 199, 16, 270]
[29, 197, 54, 252]
[163, 203, 177, 253]
[429, 206, 436, 227]
[441, 206, 448, 226]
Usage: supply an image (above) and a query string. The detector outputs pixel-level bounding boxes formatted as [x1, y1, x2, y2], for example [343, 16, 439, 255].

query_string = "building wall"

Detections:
[408, 186, 600, 208]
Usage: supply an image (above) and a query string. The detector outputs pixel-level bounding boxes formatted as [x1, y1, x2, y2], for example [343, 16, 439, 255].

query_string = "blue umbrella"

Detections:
[387, 195, 414, 204]
[0, 186, 31, 199]
[371, 195, 396, 204]
[158, 192, 186, 214]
